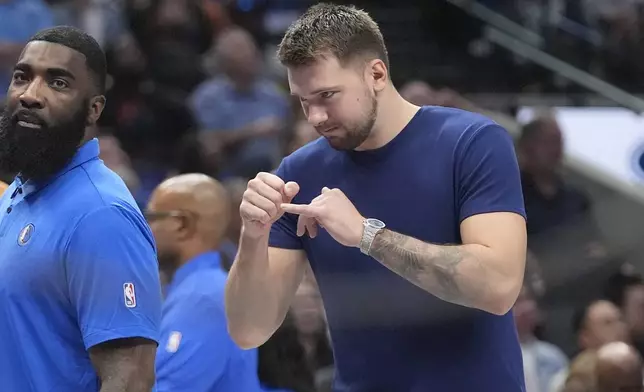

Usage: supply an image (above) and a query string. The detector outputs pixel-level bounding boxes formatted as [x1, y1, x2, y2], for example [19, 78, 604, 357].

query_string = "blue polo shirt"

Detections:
[0, 139, 162, 391]
[269, 106, 526, 392]
[156, 251, 262, 392]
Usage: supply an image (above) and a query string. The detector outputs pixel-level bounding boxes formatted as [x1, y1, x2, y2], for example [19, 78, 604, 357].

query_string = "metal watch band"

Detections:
[359, 219, 385, 255]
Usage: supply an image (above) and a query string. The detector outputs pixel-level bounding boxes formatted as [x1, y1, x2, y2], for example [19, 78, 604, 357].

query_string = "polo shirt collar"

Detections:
[18, 138, 100, 197]
[166, 251, 222, 296]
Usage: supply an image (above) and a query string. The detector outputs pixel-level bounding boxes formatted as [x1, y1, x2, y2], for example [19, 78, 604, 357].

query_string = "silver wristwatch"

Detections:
[359, 218, 386, 255]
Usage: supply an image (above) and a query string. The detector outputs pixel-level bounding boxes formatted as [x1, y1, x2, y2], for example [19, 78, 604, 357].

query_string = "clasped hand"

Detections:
[281, 187, 364, 248]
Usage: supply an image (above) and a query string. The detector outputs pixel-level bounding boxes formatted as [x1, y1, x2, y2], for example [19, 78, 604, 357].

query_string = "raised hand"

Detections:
[281, 187, 364, 247]
[240, 172, 300, 238]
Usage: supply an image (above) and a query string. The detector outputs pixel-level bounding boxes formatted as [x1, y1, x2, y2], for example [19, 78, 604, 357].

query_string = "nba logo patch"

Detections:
[17, 223, 34, 246]
[123, 283, 136, 308]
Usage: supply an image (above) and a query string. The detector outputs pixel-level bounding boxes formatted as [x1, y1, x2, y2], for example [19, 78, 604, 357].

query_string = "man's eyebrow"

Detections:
[13, 63, 30, 73]
[13, 63, 76, 80]
[47, 68, 76, 80]
[291, 85, 342, 97]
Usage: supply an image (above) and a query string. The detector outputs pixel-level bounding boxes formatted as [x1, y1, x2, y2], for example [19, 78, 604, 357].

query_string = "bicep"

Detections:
[460, 212, 527, 272]
[65, 206, 162, 350]
[457, 124, 525, 221]
[89, 337, 157, 389]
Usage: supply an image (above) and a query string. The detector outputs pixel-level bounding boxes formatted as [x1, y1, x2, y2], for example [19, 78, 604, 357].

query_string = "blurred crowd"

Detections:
[490, 0, 644, 92]
[2, 0, 644, 392]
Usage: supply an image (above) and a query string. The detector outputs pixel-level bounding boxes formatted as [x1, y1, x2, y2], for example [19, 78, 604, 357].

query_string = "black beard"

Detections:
[327, 94, 378, 151]
[0, 102, 88, 181]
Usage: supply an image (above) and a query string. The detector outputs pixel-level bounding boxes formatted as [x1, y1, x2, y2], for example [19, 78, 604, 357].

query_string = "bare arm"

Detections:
[225, 229, 307, 349]
[89, 337, 157, 392]
[368, 212, 527, 315]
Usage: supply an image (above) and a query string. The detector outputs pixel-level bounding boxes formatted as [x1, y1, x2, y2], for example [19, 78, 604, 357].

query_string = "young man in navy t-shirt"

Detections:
[225, 4, 528, 391]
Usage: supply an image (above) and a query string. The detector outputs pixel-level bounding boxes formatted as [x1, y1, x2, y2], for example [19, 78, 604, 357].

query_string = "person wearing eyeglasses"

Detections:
[146, 173, 263, 392]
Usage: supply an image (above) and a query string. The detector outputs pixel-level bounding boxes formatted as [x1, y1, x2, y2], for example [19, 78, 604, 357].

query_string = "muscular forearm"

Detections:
[368, 229, 520, 315]
[225, 230, 300, 348]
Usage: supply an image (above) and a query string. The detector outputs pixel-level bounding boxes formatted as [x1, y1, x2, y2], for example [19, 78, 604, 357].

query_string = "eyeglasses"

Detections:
[144, 210, 194, 222]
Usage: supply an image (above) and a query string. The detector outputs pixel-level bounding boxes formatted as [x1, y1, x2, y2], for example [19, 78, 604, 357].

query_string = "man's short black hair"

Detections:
[28, 26, 106, 94]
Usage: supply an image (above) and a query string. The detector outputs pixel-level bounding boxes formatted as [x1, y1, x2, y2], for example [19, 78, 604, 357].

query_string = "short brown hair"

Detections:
[277, 3, 389, 70]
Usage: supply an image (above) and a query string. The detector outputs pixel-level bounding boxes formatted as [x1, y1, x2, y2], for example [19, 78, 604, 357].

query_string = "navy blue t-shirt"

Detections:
[269, 106, 526, 392]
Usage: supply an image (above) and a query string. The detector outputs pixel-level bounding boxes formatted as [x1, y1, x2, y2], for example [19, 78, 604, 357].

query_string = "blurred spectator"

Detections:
[148, 174, 263, 391]
[0, 0, 53, 101]
[174, 132, 222, 178]
[517, 115, 614, 304]
[190, 27, 289, 178]
[291, 276, 334, 389]
[513, 285, 568, 392]
[98, 133, 141, 195]
[573, 300, 630, 352]
[562, 349, 598, 392]
[110, 0, 213, 158]
[585, 0, 644, 89]
[0, 180, 7, 196]
[221, 177, 247, 270]
[49, 0, 127, 49]
[605, 271, 644, 357]
[399, 80, 520, 133]
[554, 299, 630, 391]
[127, 0, 213, 93]
[595, 341, 643, 392]
[222, 0, 269, 48]
[287, 119, 319, 155]
[201, 0, 233, 35]
[258, 313, 317, 392]
[517, 115, 592, 236]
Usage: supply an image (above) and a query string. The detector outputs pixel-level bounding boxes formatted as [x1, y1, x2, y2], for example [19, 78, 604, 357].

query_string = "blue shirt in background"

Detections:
[156, 251, 262, 392]
[0, 0, 54, 99]
[0, 139, 162, 391]
[189, 76, 290, 175]
[269, 106, 526, 392]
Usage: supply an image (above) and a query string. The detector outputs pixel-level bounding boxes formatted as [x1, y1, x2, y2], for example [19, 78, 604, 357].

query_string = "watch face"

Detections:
[366, 218, 386, 229]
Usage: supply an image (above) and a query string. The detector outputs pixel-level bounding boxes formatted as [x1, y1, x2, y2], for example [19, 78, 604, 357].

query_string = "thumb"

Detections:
[283, 181, 300, 202]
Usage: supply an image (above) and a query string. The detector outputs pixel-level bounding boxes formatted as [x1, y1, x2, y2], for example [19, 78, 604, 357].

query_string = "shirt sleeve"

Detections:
[456, 124, 526, 222]
[155, 297, 259, 392]
[268, 159, 303, 250]
[64, 205, 162, 350]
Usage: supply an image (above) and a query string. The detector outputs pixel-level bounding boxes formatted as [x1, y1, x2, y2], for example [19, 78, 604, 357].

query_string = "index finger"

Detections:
[280, 203, 317, 217]
[257, 171, 285, 191]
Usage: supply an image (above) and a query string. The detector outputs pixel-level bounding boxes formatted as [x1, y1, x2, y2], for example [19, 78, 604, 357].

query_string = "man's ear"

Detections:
[87, 95, 106, 126]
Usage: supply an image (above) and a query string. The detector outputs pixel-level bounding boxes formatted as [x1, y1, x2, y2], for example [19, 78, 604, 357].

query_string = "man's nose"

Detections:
[307, 105, 328, 127]
[19, 80, 45, 110]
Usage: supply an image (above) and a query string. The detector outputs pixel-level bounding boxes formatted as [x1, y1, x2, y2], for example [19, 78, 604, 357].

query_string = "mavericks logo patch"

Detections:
[18, 224, 34, 246]
[166, 331, 182, 353]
